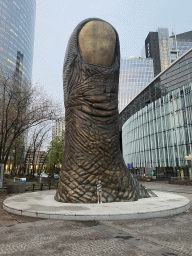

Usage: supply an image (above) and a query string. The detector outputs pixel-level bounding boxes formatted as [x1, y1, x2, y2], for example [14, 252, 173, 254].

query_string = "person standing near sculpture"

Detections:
[55, 18, 149, 203]
[96, 177, 102, 204]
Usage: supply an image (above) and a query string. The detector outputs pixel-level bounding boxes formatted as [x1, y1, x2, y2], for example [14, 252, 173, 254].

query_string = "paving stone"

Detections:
[126, 237, 146, 246]
[137, 243, 161, 253]
[0, 182, 192, 255]
[153, 248, 179, 256]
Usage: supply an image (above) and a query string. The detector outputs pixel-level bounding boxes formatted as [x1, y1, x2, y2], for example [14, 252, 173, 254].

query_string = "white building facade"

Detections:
[52, 117, 65, 139]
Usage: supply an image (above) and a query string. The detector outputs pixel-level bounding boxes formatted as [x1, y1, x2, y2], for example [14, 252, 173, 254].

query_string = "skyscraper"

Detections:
[0, 0, 36, 164]
[52, 117, 65, 139]
[145, 32, 161, 77]
[0, 0, 36, 82]
[118, 57, 154, 113]
[121, 48, 192, 173]
[145, 28, 192, 76]
[157, 28, 171, 71]
[169, 31, 192, 63]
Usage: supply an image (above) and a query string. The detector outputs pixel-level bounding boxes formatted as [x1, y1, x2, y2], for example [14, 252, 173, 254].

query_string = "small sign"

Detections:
[151, 170, 154, 176]
[127, 163, 132, 169]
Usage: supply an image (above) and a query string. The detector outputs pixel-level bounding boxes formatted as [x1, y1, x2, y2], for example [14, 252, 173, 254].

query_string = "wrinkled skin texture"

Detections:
[55, 18, 149, 203]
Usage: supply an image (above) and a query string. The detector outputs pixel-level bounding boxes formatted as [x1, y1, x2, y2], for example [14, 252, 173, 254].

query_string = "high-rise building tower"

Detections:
[0, 0, 36, 163]
[169, 31, 192, 63]
[118, 57, 154, 113]
[157, 28, 171, 71]
[52, 117, 65, 139]
[145, 32, 161, 77]
[0, 0, 36, 82]
[145, 28, 192, 76]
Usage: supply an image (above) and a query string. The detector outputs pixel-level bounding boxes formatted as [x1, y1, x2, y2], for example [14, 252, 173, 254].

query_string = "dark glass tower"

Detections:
[145, 32, 161, 77]
[0, 0, 36, 82]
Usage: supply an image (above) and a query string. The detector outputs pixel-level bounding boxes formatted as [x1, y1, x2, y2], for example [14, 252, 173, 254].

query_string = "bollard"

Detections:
[33, 184, 35, 191]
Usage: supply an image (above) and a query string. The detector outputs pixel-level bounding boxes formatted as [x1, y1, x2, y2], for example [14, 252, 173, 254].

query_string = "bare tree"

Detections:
[24, 124, 51, 175]
[7, 136, 25, 176]
[0, 69, 63, 169]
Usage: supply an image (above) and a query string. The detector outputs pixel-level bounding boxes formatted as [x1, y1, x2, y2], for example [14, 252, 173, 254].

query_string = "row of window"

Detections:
[119, 58, 154, 112]
[122, 83, 192, 168]
[0, 1, 35, 82]
[124, 144, 191, 168]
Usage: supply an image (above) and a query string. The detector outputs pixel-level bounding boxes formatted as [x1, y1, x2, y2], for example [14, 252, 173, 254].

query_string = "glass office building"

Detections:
[0, 0, 36, 82]
[145, 29, 192, 76]
[118, 57, 154, 112]
[122, 83, 192, 169]
[145, 32, 161, 77]
[170, 31, 192, 63]
[145, 28, 171, 76]
[177, 40, 192, 57]
[121, 48, 192, 175]
[157, 28, 171, 71]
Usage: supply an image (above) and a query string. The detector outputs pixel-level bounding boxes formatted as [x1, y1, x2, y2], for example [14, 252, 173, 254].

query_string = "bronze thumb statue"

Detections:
[55, 18, 149, 203]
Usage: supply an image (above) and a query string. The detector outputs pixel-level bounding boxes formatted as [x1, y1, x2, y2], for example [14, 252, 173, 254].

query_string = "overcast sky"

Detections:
[32, 0, 192, 106]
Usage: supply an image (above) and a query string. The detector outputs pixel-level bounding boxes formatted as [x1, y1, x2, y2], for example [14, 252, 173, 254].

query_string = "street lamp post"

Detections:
[0, 164, 4, 189]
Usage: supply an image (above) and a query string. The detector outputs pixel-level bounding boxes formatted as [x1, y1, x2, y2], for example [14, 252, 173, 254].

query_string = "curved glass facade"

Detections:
[0, 0, 36, 82]
[119, 49, 192, 132]
[122, 83, 192, 169]
[118, 57, 154, 113]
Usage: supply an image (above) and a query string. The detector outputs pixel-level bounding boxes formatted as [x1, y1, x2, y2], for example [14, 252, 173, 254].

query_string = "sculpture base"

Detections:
[3, 190, 190, 221]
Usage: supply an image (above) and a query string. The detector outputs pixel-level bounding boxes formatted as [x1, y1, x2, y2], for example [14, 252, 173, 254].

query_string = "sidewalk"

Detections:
[0, 194, 43, 227]
[0, 181, 192, 256]
[1, 180, 192, 227]
[140, 180, 192, 198]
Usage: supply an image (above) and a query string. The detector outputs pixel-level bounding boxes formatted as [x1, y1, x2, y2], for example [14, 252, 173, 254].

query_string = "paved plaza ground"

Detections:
[0, 181, 192, 255]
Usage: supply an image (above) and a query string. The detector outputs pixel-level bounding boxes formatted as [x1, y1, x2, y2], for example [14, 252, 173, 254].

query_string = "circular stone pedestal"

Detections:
[3, 190, 190, 221]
